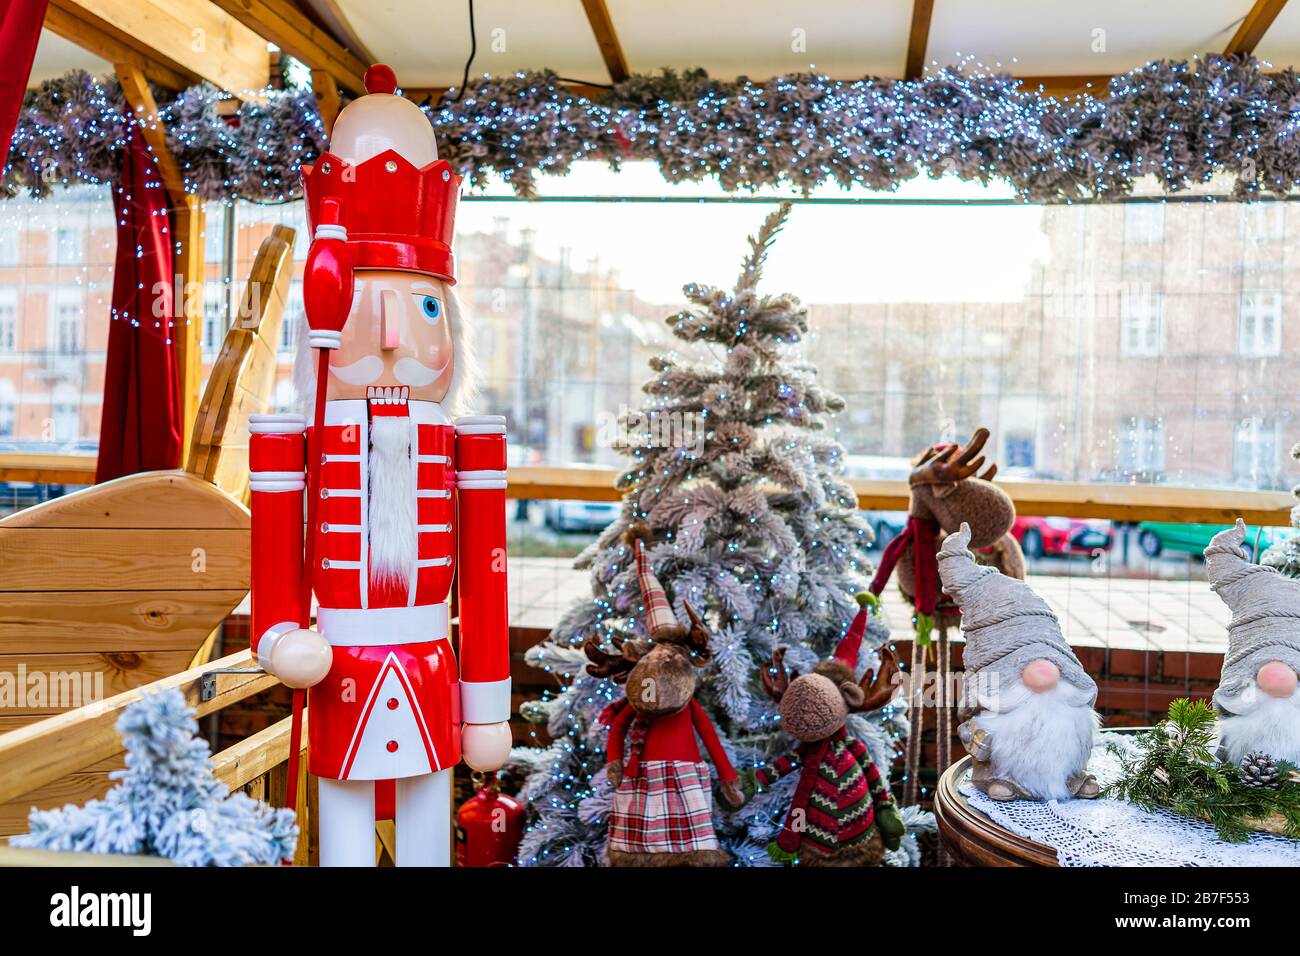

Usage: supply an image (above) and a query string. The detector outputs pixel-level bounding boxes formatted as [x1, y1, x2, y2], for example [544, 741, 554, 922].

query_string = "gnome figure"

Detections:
[1206, 519, 1300, 767]
[938, 523, 1100, 801]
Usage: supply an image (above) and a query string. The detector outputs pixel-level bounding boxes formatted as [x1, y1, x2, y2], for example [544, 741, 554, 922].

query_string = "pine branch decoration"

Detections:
[1104, 698, 1300, 843]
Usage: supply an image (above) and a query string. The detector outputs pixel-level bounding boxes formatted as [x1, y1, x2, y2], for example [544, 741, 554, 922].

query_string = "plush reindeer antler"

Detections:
[855, 646, 901, 712]
[910, 427, 995, 486]
[682, 602, 713, 664]
[761, 646, 792, 703]
[583, 636, 641, 684]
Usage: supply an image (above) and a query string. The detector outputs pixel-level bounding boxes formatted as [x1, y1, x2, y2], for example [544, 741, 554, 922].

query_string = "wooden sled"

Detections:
[0, 226, 295, 834]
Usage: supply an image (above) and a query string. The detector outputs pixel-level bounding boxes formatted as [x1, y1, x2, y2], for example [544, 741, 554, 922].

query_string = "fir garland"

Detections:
[6, 55, 1300, 204]
[1104, 698, 1300, 843]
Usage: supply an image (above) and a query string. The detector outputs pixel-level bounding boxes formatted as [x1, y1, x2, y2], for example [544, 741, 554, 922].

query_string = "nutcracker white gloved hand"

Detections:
[265, 627, 333, 689]
[461, 721, 512, 772]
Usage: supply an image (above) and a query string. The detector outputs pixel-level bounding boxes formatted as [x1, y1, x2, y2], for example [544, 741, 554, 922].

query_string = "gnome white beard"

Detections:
[974, 677, 1098, 801]
[367, 416, 417, 590]
[1216, 686, 1300, 766]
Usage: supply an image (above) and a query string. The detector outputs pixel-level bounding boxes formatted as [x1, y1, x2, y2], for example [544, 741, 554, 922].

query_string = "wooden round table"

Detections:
[934, 757, 1058, 866]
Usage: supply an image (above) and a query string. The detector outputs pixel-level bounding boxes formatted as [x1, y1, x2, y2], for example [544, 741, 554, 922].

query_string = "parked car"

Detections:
[543, 499, 620, 534]
[1136, 522, 1294, 561]
[863, 510, 908, 550]
[0, 481, 66, 511]
[1011, 516, 1114, 559]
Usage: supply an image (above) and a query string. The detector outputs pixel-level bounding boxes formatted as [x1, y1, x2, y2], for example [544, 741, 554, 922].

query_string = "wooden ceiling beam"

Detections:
[904, 0, 935, 80]
[405, 81, 613, 107]
[46, 0, 268, 94]
[1016, 75, 1112, 98]
[312, 69, 341, 133]
[1225, 0, 1289, 56]
[580, 0, 629, 84]
[44, 3, 191, 91]
[209, 0, 369, 95]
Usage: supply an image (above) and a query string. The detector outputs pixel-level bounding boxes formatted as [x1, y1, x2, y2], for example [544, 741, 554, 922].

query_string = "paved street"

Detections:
[507, 555, 1232, 653]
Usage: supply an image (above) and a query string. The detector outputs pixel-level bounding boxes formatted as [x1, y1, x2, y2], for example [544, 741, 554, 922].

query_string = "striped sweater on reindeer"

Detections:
[755, 727, 890, 856]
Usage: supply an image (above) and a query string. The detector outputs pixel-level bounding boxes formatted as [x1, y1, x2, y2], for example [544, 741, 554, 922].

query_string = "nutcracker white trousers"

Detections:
[318, 769, 452, 867]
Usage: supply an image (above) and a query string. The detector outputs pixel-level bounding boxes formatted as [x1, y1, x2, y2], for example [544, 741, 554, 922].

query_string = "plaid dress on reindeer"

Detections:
[592, 532, 739, 860]
[603, 699, 728, 855]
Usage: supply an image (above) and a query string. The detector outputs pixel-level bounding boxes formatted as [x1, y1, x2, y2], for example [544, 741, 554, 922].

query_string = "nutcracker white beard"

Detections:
[973, 676, 1098, 800]
[1215, 686, 1300, 766]
[367, 415, 417, 589]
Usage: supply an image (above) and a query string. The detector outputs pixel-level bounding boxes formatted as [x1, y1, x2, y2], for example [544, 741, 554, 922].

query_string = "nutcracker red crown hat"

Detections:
[625, 524, 686, 641]
[302, 64, 460, 283]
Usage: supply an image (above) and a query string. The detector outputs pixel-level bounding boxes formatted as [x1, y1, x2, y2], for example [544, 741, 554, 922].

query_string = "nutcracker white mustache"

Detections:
[292, 286, 476, 416]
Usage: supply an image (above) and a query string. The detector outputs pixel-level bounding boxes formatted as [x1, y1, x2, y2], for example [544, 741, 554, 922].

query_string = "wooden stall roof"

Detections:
[26, 1, 1300, 100]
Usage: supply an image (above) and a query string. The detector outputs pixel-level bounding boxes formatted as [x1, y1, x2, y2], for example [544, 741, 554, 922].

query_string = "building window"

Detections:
[1117, 416, 1165, 477]
[54, 227, 81, 261]
[0, 296, 16, 353]
[203, 281, 225, 356]
[52, 384, 80, 444]
[1242, 202, 1285, 241]
[1239, 290, 1282, 357]
[0, 382, 14, 439]
[54, 301, 82, 355]
[1120, 288, 1164, 356]
[1004, 431, 1035, 469]
[0, 232, 18, 266]
[1124, 204, 1165, 245]
[280, 280, 302, 354]
[1234, 417, 1278, 485]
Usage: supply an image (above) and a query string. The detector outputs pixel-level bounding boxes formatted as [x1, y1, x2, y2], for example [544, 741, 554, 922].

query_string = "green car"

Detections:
[1136, 521, 1294, 561]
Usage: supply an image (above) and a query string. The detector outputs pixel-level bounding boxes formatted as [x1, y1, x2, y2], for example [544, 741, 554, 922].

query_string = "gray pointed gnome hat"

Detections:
[1206, 519, 1300, 708]
[937, 522, 1096, 709]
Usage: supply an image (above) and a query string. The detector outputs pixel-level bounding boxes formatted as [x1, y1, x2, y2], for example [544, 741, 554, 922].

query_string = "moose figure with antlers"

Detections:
[868, 427, 1025, 804]
[584, 525, 744, 866]
[749, 594, 907, 865]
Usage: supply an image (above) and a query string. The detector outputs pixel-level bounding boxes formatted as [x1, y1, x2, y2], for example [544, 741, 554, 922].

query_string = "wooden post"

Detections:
[114, 63, 206, 454]
[312, 70, 341, 135]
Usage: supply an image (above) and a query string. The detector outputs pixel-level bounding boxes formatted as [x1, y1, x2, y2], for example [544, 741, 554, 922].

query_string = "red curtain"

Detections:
[95, 126, 183, 482]
[0, 0, 48, 172]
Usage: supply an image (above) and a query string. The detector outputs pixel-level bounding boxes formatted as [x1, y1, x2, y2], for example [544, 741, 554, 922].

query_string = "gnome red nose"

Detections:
[1258, 661, 1298, 698]
[1022, 659, 1060, 693]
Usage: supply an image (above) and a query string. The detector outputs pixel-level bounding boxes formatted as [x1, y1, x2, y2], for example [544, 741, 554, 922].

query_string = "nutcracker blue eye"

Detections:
[415, 294, 442, 321]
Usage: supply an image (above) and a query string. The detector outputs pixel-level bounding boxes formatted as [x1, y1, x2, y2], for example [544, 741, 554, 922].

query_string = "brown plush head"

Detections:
[585, 603, 714, 718]
[908, 427, 1014, 548]
[762, 644, 899, 743]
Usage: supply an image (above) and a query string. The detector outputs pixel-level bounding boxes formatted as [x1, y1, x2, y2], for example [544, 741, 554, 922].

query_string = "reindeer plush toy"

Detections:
[751, 594, 906, 865]
[869, 427, 1025, 803]
[584, 527, 744, 866]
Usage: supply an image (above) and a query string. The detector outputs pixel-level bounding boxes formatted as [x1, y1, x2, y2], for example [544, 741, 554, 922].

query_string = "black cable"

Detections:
[443, 0, 478, 105]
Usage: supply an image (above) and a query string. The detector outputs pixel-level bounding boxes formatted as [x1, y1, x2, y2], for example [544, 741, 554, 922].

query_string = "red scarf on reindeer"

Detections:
[868, 516, 940, 645]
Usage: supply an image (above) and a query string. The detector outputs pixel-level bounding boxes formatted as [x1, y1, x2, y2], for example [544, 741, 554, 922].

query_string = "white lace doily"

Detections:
[958, 733, 1300, 866]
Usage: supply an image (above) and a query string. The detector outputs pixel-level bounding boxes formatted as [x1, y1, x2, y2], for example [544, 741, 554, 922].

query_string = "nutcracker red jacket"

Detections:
[248, 398, 510, 781]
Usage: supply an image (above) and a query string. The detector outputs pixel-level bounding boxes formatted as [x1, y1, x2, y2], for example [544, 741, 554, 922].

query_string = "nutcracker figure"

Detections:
[247, 64, 512, 867]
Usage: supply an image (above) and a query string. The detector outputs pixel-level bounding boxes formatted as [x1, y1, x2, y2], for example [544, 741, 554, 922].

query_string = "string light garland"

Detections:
[6, 55, 1300, 204]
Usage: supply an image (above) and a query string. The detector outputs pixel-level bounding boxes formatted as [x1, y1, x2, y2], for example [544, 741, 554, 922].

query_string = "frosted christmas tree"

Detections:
[509, 203, 921, 865]
[1263, 441, 1300, 578]
[13, 689, 298, 866]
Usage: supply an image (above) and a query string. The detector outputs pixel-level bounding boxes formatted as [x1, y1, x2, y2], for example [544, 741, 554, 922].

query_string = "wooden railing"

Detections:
[1, 455, 1292, 525]
[0, 649, 314, 863]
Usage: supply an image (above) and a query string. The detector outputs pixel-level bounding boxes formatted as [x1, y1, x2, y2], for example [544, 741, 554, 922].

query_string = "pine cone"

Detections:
[1239, 751, 1282, 789]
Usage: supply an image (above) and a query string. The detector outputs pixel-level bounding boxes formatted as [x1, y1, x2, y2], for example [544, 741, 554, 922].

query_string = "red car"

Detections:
[1011, 516, 1113, 559]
